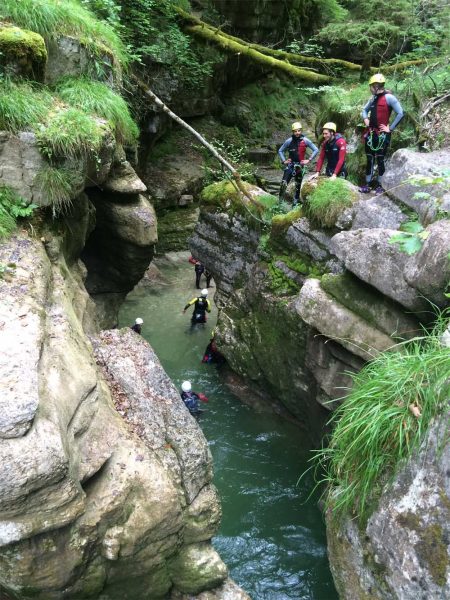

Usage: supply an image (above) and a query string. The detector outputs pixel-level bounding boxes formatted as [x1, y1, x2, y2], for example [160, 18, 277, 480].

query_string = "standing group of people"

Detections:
[278, 73, 404, 203]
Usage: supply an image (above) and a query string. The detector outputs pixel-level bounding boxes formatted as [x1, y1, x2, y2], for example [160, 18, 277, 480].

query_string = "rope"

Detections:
[367, 130, 387, 152]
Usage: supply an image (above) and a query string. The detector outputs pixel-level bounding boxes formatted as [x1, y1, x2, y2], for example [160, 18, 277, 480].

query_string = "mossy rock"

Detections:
[0, 24, 47, 80]
[303, 177, 358, 228]
[270, 206, 302, 241]
[199, 179, 266, 223]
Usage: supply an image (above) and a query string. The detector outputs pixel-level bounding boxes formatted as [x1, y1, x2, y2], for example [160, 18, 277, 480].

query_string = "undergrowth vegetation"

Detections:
[0, 0, 128, 69]
[312, 312, 450, 524]
[0, 185, 36, 238]
[303, 177, 356, 227]
[35, 166, 83, 215]
[36, 107, 107, 159]
[0, 80, 53, 131]
[55, 78, 139, 144]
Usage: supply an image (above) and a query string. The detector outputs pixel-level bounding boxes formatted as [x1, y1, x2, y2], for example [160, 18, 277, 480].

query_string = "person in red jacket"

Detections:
[311, 122, 347, 180]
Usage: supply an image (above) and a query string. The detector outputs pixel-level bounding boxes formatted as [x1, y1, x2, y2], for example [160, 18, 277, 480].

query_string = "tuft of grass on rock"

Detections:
[55, 78, 139, 144]
[304, 177, 356, 228]
[0, 80, 53, 131]
[36, 107, 107, 159]
[35, 165, 83, 216]
[312, 312, 450, 524]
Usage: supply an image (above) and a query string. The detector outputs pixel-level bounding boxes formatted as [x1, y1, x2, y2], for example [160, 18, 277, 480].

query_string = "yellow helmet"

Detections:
[291, 121, 302, 130]
[322, 122, 336, 132]
[369, 73, 386, 85]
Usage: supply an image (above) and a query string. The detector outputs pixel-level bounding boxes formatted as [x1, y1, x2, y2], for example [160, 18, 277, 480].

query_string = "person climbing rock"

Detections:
[278, 121, 318, 205]
[311, 122, 347, 180]
[194, 260, 205, 289]
[205, 268, 213, 288]
[359, 73, 404, 195]
[180, 380, 208, 416]
[202, 334, 225, 365]
[131, 317, 143, 334]
[183, 288, 211, 326]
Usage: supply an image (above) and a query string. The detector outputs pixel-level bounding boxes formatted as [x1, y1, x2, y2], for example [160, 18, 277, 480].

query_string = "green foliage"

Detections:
[120, 0, 212, 88]
[0, 0, 128, 68]
[55, 78, 139, 144]
[267, 262, 300, 294]
[80, 0, 122, 31]
[304, 178, 356, 228]
[0, 80, 53, 131]
[36, 107, 107, 159]
[201, 138, 255, 185]
[389, 220, 429, 255]
[221, 77, 311, 142]
[314, 0, 448, 63]
[0, 185, 36, 238]
[312, 312, 450, 523]
[35, 166, 83, 216]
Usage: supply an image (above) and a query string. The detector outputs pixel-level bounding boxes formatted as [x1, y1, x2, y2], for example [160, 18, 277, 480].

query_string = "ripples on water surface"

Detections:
[119, 254, 337, 600]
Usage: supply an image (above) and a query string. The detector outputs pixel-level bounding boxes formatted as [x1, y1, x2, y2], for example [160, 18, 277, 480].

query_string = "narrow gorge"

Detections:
[0, 1, 449, 599]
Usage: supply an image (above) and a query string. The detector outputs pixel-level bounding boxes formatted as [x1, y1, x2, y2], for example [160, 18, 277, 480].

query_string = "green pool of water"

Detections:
[119, 253, 337, 600]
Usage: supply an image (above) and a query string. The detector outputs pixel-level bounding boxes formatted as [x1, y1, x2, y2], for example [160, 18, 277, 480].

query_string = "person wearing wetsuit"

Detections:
[278, 121, 318, 205]
[205, 269, 213, 287]
[359, 73, 404, 194]
[131, 317, 143, 334]
[194, 261, 205, 289]
[183, 288, 211, 325]
[180, 381, 202, 415]
[311, 121, 347, 180]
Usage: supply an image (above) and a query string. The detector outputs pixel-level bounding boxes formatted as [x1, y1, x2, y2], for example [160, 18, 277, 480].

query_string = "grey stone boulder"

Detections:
[93, 194, 157, 246]
[295, 278, 398, 361]
[0, 131, 48, 205]
[45, 36, 116, 85]
[404, 219, 450, 307]
[103, 160, 147, 195]
[286, 217, 336, 262]
[169, 543, 228, 595]
[336, 195, 409, 231]
[331, 228, 427, 312]
[382, 148, 450, 222]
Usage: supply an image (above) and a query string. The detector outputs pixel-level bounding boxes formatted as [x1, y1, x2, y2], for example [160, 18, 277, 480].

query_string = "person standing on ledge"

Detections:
[278, 121, 318, 205]
[194, 260, 205, 289]
[310, 122, 347, 180]
[131, 318, 143, 334]
[359, 73, 404, 195]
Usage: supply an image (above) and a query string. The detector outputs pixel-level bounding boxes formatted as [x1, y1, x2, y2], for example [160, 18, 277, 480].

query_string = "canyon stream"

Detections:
[119, 252, 337, 600]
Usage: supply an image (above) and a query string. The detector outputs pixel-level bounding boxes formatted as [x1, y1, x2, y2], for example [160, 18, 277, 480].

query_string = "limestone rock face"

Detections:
[403, 219, 450, 308]
[0, 233, 230, 600]
[331, 228, 428, 312]
[295, 278, 400, 361]
[189, 211, 261, 296]
[45, 36, 117, 85]
[327, 411, 450, 599]
[382, 148, 450, 222]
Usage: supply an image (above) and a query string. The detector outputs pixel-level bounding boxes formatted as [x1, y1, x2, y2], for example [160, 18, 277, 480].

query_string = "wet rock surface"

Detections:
[0, 233, 239, 600]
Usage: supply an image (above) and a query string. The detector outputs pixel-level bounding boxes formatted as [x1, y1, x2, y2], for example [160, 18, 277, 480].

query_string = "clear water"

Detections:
[119, 254, 337, 600]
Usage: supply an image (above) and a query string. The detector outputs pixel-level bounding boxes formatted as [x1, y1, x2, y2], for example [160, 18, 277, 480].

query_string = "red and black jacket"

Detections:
[316, 134, 347, 176]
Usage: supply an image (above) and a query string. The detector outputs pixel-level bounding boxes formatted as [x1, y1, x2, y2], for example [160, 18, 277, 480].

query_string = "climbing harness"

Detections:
[366, 130, 387, 152]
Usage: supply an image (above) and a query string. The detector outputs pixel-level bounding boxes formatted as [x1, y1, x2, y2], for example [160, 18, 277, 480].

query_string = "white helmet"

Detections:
[135, 318, 143, 325]
[181, 381, 191, 392]
[201, 288, 208, 297]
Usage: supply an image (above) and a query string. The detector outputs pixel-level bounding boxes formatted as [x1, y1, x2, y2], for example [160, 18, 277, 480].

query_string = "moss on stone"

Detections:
[266, 262, 300, 295]
[0, 25, 47, 78]
[416, 523, 449, 586]
[270, 206, 302, 241]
